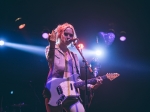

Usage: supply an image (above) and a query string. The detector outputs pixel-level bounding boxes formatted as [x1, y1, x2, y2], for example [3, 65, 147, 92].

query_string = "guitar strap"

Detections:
[70, 52, 83, 103]
[70, 52, 79, 74]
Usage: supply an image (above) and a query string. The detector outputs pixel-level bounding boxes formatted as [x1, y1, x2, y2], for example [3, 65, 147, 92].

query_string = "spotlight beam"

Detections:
[4, 42, 45, 56]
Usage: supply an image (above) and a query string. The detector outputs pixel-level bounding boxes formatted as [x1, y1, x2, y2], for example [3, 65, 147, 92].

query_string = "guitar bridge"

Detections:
[57, 85, 63, 95]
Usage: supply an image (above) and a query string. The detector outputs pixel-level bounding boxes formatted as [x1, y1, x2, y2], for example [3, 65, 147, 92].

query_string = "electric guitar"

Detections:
[46, 73, 120, 106]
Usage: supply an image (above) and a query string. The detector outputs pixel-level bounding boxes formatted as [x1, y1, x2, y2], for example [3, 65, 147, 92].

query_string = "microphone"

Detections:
[67, 38, 79, 42]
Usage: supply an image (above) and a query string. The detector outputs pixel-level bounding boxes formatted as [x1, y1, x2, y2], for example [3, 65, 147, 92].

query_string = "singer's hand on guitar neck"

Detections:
[48, 30, 56, 42]
[90, 77, 103, 90]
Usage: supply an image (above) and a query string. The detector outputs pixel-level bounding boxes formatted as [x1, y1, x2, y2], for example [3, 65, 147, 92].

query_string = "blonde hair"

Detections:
[54, 23, 77, 45]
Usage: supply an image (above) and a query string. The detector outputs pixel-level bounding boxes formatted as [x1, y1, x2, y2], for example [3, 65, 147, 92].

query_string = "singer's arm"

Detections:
[45, 31, 56, 64]
[45, 41, 55, 61]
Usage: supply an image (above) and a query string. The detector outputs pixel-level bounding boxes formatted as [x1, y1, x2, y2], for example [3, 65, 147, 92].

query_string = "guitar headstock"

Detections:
[106, 73, 120, 81]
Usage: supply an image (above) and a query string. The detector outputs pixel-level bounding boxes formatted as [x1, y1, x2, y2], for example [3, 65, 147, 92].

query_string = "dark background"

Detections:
[0, 0, 150, 112]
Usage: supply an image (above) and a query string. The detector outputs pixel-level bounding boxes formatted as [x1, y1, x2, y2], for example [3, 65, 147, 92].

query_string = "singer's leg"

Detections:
[45, 98, 63, 112]
[64, 101, 85, 112]
[43, 88, 63, 112]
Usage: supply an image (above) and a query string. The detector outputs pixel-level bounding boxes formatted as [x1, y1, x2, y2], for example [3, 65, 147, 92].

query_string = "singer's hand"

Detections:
[90, 77, 103, 90]
[48, 30, 56, 42]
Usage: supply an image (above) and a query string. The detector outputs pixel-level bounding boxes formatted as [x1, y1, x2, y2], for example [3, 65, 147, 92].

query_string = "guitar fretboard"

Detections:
[74, 75, 107, 88]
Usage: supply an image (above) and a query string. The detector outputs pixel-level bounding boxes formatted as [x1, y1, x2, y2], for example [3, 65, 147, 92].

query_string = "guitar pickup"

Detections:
[70, 83, 73, 90]
[57, 86, 63, 95]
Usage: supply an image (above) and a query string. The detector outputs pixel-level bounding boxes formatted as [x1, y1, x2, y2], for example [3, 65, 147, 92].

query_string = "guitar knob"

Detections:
[57, 95, 66, 105]
[57, 100, 62, 105]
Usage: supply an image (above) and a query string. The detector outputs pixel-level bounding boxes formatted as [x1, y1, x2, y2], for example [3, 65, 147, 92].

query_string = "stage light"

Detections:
[0, 40, 4, 46]
[78, 44, 84, 50]
[42, 33, 49, 39]
[120, 31, 126, 41]
[10, 91, 14, 94]
[95, 49, 105, 57]
[98, 31, 115, 46]
[19, 24, 26, 29]
[15, 17, 26, 30]
[42, 29, 50, 39]
[120, 36, 126, 41]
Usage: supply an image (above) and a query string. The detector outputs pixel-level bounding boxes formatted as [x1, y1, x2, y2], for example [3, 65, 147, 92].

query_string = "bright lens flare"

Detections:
[78, 44, 84, 50]
[95, 49, 105, 57]
[0, 40, 4, 46]
[96, 50, 102, 56]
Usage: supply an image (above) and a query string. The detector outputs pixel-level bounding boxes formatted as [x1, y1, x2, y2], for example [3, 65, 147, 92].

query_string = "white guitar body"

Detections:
[45, 73, 120, 106]
[46, 74, 80, 106]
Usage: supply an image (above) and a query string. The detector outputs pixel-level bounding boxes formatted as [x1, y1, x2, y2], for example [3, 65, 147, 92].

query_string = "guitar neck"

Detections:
[74, 75, 107, 88]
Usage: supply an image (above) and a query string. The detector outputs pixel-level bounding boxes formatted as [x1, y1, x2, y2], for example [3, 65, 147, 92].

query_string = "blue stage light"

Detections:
[98, 32, 115, 46]
[0, 40, 5, 46]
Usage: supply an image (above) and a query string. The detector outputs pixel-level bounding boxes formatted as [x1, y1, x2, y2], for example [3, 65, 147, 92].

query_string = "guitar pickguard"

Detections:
[60, 81, 80, 97]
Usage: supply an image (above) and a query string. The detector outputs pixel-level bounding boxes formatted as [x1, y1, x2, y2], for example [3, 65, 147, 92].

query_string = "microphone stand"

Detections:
[0, 96, 3, 112]
[29, 82, 41, 112]
[74, 43, 93, 112]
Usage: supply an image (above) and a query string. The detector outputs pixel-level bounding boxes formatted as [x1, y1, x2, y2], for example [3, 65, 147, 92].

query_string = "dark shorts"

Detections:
[42, 87, 51, 99]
